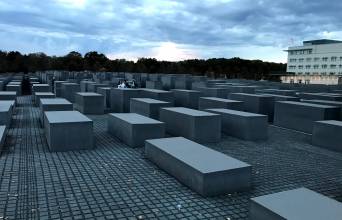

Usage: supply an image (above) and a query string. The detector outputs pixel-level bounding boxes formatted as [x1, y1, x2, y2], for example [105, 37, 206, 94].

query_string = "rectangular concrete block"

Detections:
[250, 188, 342, 220]
[80, 81, 96, 92]
[257, 89, 297, 96]
[34, 92, 55, 106]
[141, 89, 174, 105]
[0, 125, 6, 153]
[198, 97, 244, 111]
[88, 83, 109, 92]
[6, 85, 21, 95]
[195, 87, 229, 98]
[39, 98, 73, 125]
[301, 99, 342, 119]
[97, 87, 111, 109]
[107, 113, 165, 147]
[110, 88, 142, 113]
[0, 91, 17, 101]
[54, 81, 67, 97]
[312, 120, 342, 152]
[75, 92, 104, 114]
[61, 83, 81, 103]
[145, 137, 252, 196]
[146, 81, 163, 90]
[299, 92, 342, 101]
[274, 101, 340, 133]
[206, 108, 268, 141]
[44, 111, 94, 152]
[130, 98, 172, 119]
[172, 89, 202, 109]
[229, 93, 274, 122]
[32, 84, 50, 93]
[0, 102, 13, 126]
[160, 107, 221, 143]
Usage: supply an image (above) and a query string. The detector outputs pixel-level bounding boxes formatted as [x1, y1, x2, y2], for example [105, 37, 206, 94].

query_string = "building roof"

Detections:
[303, 39, 342, 45]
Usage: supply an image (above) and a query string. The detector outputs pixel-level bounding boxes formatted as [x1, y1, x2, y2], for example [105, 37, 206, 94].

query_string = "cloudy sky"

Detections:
[0, 0, 341, 63]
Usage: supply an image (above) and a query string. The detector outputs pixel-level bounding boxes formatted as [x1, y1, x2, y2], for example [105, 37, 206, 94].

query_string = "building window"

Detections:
[331, 65, 337, 69]
[330, 72, 335, 75]
[306, 58, 312, 62]
[314, 65, 319, 69]
[305, 65, 311, 69]
[331, 56, 337, 61]
[321, 72, 327, 75]
[289, 58, 297, 62]
[305, 72, 310, 75]
[298, 58, 304, 62]
[322, 57, 328, 62]
[314, 57, 320, 62]
[298, 65, 303, 69]
[322, 64, 328, 69]
[339, 65, 342, 69]
[340, 57, 342, 61]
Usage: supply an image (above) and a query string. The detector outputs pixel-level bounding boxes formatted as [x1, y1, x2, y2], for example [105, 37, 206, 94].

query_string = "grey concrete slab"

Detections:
[88, 83, 109, 93]
[97, 87, 111, 109]
[107, 113, 165, 148]
[301, 99, 342, 119]
[54, 81, 67, 97]
[274, 101, 340, 133]
[207, 108, 268, 141]
[146, 81, 163, 90]
[6, 85, 21, 95]
[195, 87, 229, 98]
[130, 98, 172, 120]
[61, 83, 81, 103]
[312, 120, 342, 152]
[172, 89, 202, 109]
[0, 91, 17, 101]
[159, 107, 221, 143]
[0, 125, 6, 153]
[145, 137, 252, 196]
[110, 88, 142, 113]
[32, 84, 50, 93]
[229, 93, 274, 122]
[256, 89, 297, 96]
[44, 111, 94, 151]
[34, 92, 55, 106]
[250, 187, 342, 220]
[198, 97, 244, 111]
[39, 98, 73, 125]
[0, 102, 13, 126]
[75, 92, 105, 115]
[299, 93, 342, 101]
[80, 81, 96, 92]
[141, 89, 174, 105]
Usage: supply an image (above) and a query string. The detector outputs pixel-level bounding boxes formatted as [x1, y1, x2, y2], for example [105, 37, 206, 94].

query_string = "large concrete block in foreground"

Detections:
[160, 107, 221, 143]
[141, 89, 174, 105]
[61, 83, 81, 103]
[110, 88, 142, 113]
[32, 84, 50, 93]
[75, 92, 104, 114]
[172, 89, 202, 109]
[274, 101, 340, 133]
[39, 98, 73, 125]
[130, 98, 172, 119]
[108, 113, 165, 147]
[145, 137, 252, 196]
[0, 125, 6, 153]
[44, 111, 94, 152]
[312, 120, 342, 152]
[229, 93, 274, 121]
[97, 87, 111, 109]
[207, 109, 268, 141]
[250, 187, 342, 220]
[198, 97, 243, 111]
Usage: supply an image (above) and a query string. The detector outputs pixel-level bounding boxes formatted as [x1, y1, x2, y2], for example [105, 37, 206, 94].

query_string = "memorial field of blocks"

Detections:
[0, 72, 341, 219]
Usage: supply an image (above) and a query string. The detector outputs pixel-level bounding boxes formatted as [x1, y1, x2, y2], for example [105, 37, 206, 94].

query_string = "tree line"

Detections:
[0, 51, 286, 80]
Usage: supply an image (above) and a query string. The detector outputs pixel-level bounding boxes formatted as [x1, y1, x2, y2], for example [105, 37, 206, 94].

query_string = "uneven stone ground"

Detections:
[0, 96, 341, 220]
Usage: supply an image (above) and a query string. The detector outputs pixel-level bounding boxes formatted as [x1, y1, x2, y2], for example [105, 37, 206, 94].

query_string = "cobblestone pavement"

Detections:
[0, 96, 341, 219]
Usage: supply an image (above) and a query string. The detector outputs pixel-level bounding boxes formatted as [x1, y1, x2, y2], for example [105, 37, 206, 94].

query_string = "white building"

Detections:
[282, 39, 342, 85]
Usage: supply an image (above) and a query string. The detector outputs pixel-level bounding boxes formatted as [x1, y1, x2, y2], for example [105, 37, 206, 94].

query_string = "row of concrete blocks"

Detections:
[0, 100, 15, 127]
